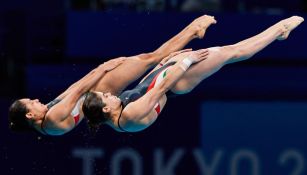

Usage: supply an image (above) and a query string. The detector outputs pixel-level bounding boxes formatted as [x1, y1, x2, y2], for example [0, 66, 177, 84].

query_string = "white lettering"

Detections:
[154, 148, 185, 175]
[193, 149, 224, 175]
[230, 149, 260, 175]
[111, 148, 142, 175]
[279, 149, 305, 175]
[72, 148, 104, 175]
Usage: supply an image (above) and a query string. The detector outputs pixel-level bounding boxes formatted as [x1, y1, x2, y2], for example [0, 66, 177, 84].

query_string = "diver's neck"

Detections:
[32, 111, 48, 133]
[107, 105, 123, 128]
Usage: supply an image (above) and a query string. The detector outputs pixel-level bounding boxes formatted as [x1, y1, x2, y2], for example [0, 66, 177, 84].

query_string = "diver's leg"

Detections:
[93, 15, 217, 94]
[137, 14, 216, 65]
[170, 16, 304, 94]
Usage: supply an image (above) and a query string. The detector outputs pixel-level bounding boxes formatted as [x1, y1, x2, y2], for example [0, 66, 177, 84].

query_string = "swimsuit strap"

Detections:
[40, 113, 50, 135]
[117, 103, 128, 132]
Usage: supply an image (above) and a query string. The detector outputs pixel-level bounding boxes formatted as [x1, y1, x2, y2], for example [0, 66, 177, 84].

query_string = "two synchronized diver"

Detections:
[8, 15, 304, 135]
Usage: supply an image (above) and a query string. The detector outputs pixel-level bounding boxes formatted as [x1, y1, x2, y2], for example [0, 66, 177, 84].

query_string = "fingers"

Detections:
[191, 49, 209, 62]
[112, 58, 125, 65]
[178, 48, 192, 53]
[106, 57, 126, 64]
[201, 50, 209, 60]
[200, 54, 209, 61]
[104, 58, 125, 70]
[198, 48, 209, 53]
[200, 54, 209, 60]
[171, 48, 193, 57]
[197, 49, 209, 57]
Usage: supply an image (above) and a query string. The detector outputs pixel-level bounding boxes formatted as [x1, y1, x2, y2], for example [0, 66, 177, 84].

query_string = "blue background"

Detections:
[1, 1, 307, 175]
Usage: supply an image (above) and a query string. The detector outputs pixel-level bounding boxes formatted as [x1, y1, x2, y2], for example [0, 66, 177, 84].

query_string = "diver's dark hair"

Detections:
[82, 92, 111, 132]
[8, 100, 34, 132]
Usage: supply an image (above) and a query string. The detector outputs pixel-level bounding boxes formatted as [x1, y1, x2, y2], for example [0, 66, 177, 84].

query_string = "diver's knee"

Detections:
[138, 52, 162, 65]
[171, 85, 194, 95]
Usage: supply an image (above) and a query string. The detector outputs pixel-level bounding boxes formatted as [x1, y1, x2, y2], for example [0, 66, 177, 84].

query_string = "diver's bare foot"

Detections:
[277, 16, 304, 40]
[190, 15, 217, 39]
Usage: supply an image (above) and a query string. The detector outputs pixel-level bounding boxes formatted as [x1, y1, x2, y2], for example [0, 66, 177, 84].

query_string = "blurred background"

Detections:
[1, 0, 307, 175]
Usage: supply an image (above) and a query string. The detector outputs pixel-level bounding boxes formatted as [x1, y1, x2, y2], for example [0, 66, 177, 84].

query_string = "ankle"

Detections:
[186, 25, 199, 39]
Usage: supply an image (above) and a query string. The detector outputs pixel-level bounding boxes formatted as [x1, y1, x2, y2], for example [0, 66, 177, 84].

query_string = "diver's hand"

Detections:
[188, 49, 209, 64]
[101, 57, 126, 72]
[160, 49, 193, 65]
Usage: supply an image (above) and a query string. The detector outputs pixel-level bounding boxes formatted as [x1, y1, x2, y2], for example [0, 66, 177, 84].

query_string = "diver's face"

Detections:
[20, 98, 48, 120]
[95, 92, 121, 112]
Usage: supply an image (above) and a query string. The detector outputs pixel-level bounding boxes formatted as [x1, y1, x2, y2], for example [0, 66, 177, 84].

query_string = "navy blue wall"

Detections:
[201, 101, 307, 175]
[66, 12, 307, 59]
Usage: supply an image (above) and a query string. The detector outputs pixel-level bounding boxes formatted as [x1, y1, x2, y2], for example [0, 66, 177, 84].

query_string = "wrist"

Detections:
[180, 58, 193, 71]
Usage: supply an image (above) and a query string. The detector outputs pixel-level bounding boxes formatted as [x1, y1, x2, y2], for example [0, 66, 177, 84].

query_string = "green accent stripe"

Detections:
[163, 70, 167, 78]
